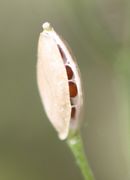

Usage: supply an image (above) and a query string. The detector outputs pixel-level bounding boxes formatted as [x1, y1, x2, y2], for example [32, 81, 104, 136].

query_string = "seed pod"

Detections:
[37, 22, 83, 140]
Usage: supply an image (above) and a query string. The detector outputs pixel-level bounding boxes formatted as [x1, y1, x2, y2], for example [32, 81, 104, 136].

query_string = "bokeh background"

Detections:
[0, 0, 130, 179]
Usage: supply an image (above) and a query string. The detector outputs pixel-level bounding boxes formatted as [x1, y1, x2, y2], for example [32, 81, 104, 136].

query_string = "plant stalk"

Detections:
[66, 132, 95, 180]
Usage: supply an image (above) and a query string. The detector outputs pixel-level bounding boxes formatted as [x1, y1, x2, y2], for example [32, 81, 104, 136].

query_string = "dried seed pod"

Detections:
[37, 22, 83, 140]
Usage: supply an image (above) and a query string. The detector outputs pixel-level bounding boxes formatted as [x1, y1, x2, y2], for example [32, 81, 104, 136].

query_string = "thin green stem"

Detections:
[66, 132, 95, 180]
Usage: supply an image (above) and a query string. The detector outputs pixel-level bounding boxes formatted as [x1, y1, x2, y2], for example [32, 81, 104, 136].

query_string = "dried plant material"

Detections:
[37, 22, 83, 140]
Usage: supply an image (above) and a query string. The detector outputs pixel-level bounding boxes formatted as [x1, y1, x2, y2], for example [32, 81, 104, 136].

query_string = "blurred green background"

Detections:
[0, 0, 130, 179]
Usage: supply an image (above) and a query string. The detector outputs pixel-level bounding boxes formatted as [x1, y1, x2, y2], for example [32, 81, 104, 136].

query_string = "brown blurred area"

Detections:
[0, 0, 130, 179]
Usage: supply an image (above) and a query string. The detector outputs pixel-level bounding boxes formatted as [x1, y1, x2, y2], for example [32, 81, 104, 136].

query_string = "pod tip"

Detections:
[42, 22, 53, 31]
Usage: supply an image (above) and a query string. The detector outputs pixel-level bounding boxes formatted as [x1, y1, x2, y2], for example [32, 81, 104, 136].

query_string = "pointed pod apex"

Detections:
[42, 22, 53, 32]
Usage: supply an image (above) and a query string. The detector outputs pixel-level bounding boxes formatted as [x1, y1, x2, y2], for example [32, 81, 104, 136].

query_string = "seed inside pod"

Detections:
[69, 82, 78, 97]
[57, 44, 67, 63]
[71, 107, 76, 118]
[65, 65, 73, 80]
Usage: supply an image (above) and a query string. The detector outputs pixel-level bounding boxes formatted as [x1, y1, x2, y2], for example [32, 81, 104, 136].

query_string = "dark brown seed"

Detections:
[57, 44, 67, 63]
[66, 65, 73, 80]
[69, 82, 78, 97]
[71, 107, 76, 119]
